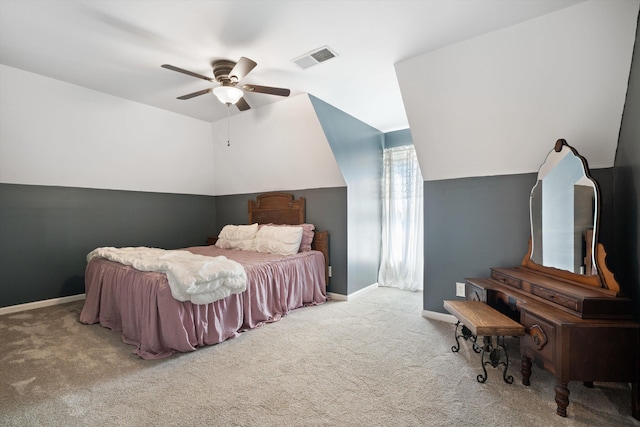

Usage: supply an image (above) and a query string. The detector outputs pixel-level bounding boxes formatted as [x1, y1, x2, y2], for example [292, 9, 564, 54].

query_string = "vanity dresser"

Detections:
[465, 139, 640, 420]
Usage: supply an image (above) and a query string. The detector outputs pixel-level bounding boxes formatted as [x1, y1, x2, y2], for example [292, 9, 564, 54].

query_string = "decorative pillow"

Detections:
[215, 223, 259, 251]
[298, 223, 316, 252]
[255, 225, 303, 256]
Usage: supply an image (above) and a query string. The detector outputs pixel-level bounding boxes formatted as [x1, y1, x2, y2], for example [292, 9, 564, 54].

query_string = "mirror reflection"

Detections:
[530, 141, 598, 275]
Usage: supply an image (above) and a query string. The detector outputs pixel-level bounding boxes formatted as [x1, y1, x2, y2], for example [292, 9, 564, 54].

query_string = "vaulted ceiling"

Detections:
[0, 0, 584, 133]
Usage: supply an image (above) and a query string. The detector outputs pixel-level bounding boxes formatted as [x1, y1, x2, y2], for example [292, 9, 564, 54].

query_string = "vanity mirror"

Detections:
[523, 139, 619, 293]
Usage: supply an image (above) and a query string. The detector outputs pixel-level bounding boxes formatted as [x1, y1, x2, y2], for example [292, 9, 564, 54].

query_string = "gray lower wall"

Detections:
[423, 168, 614, 314]
[213, 187, 348, 295]
[423, 174, 533, 313]
[1, 163, 620, 312]
[613, 12, 640, 319]
[0, 184, 217, 308]
[0, 184, 348, 308]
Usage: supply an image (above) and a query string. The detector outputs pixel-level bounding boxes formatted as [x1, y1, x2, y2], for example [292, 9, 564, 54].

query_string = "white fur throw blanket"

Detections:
[87, 247, 247, 304]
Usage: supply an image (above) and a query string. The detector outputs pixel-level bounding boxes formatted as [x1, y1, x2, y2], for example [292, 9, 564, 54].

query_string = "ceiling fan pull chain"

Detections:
[226, 104, 231, 147]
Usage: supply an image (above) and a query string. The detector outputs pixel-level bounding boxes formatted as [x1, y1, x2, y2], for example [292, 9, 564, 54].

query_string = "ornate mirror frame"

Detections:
[521, 139, 620, 294]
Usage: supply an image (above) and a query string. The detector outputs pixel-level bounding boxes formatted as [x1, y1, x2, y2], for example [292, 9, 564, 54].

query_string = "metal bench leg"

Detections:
[477, 336, 514, 384]
[452, 321, 481, 353]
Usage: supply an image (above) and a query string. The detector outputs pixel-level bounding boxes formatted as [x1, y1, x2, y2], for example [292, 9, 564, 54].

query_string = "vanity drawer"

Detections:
[491, 270, 522, 289]
[521, 311, 556, 372]
[465, 281, 487, 302]
[531, 285, 579, 312]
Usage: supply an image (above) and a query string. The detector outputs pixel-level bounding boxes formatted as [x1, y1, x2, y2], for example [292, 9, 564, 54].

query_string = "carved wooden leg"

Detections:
[521, 356, 532, 386]
[633, 382, 639, 421]
[554, 382, 570, 417]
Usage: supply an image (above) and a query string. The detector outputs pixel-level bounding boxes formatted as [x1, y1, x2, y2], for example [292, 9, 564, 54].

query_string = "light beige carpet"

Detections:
[1, 287, 638, 426]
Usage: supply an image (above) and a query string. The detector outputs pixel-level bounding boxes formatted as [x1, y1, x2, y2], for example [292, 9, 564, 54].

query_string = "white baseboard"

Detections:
[327, 282, 378, 302]
[422, 309, 457, 324]
[0, 294, 86, 317]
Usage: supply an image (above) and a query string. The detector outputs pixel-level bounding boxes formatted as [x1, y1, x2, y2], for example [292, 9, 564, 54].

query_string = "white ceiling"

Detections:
[0, 0, 584, 132]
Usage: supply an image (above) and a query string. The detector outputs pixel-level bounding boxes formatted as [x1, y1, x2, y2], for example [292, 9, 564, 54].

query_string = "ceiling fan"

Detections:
[161, 57, 290, 111]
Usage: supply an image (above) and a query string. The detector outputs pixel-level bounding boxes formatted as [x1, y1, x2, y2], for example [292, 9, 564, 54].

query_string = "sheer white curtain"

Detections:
[378, 145, 424, 291]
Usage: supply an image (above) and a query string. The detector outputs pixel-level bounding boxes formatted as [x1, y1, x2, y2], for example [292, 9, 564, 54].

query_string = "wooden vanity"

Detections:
[465, 140, 640, 420]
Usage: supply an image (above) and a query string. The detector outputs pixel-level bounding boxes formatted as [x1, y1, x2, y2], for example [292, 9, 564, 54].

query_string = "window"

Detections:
[378, 146, 424, 291]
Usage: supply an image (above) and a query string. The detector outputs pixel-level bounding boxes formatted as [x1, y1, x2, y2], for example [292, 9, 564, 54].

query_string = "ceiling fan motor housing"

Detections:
[212, 60, 237, 84]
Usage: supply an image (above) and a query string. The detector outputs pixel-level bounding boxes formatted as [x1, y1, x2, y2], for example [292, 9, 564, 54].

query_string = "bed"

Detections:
[79, 192, 329, 359]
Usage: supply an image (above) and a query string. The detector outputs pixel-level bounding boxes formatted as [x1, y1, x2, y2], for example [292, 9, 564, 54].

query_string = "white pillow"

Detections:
[255, 225, 303, 256]
[215, 223, 259, 251]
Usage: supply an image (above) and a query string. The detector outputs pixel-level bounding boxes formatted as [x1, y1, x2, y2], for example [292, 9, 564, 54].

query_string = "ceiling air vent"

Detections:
[292, 46, 338, 69]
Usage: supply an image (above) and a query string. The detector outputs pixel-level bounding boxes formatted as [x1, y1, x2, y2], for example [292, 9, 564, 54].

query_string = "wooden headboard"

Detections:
[248, 192, 329, 284]
[248, 192, 305, 225]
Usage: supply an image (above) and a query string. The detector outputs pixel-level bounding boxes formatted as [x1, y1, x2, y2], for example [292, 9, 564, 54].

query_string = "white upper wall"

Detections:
[211, 93, 345, 196]
[0, 64, 215, 195]
[0, 66, 344, 197]
[396, 0, 639, 181]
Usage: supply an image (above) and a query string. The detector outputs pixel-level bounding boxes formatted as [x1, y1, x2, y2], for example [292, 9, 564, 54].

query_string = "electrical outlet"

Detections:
[455, 282, 466, 297]
[328, 266, 332, 278]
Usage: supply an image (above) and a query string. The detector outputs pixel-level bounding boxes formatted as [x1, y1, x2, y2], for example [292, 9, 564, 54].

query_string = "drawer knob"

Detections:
[528, 324, 548, 350]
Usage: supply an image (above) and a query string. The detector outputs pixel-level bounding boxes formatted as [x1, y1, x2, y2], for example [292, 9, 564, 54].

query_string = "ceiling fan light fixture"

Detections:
[213, 85, 244, 105]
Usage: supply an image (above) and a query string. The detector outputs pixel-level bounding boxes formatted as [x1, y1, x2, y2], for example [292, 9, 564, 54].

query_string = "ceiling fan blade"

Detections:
[177, 88, 212, 100]
[236, 97, 251, 111]
[229, 57, 257, 82]
[242, 84, 290, 97]
[162, 64, 214, 82]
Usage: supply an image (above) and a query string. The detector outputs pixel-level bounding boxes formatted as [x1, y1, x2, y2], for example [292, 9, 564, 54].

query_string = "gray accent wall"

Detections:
[613, 12, 640, 319]
[213, 187, 348, 295]
[423, 174, 533, 312]
[384, 129, 413, 149]
[423, 168, 614, 314]
[309, 95, 383, 295]
[0, 184, 217, 308]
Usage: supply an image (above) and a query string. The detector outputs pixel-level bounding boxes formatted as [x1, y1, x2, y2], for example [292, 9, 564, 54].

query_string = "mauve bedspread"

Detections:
[80, 246, 327, 359]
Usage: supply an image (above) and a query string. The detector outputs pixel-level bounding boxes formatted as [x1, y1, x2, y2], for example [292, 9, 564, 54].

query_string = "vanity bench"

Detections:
[444, 300, 525, 383]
